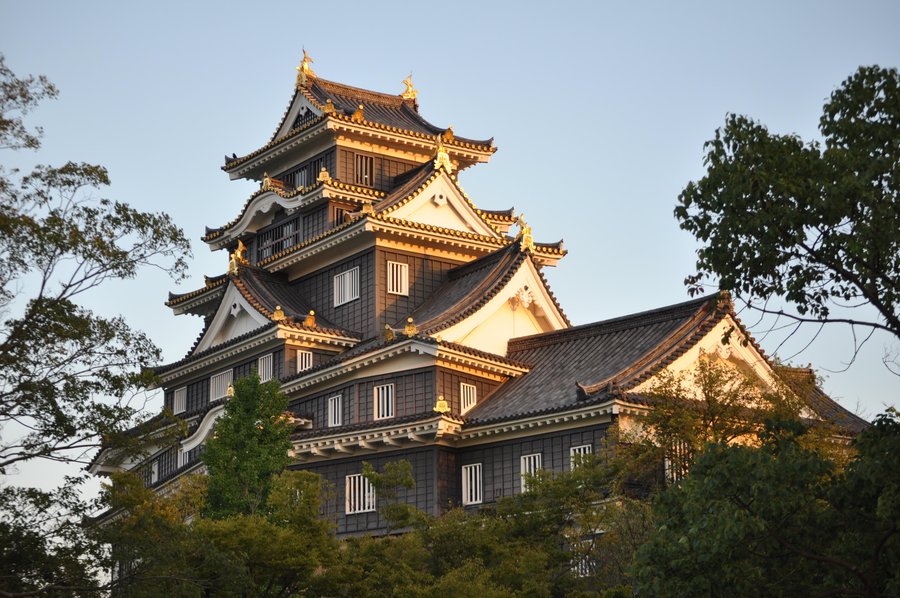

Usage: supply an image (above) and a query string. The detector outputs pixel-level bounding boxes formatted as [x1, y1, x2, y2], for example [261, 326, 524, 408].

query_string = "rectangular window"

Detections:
[327, 395, 342, 427]
[520, 453, 542, 493]
[258, 354, 273, 382]
[460, 382, 477, 414]
[150, 461, 159, 484]
[173, 387, 186, 414]
[345, 473, 376, 514]
[334, 267, 360, 306]
[569, 444, 593, 469]
[210, 370, 233, 401]
[296, 350, 313, 373]
[354, 154, 374, 186]
[333, 207, 348, 227]
[387, 261, 409, 296]
[461, 463, 483, 505]
[374, 383, 394, 420]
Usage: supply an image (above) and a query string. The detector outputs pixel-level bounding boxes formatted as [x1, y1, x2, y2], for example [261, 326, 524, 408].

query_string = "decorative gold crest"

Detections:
[433, 395, 451, 414]
[272, 305, 286, 321]
[351, 104, 365, 123]
[404, 316, 418, 336]
[303, 310, 316, 328]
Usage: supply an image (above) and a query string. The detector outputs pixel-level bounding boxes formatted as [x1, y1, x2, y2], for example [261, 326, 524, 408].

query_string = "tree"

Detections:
[0, 54, 191, 597]
[633, 411, 900, 597]
[675, 66, 900, 364]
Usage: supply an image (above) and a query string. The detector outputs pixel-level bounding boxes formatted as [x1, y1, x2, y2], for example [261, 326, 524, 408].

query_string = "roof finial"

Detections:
[515, 214, 535, 253]
[404, 316, 418, 337]
[384, 324, 395, 342]
[228, 240, 249, 275]
[272, 305, 286, 321]
[401, 73, 418, 101]
[433, 395, 451, 415]
[295, 49, 317, 88]
[441, 126, 454, 143]
[317, 166, 331, 183]
[433, 135, 453, 173]
[351, 104, 365, 123]
[322, 98, 336, 115]
[303, 310, 316, 328]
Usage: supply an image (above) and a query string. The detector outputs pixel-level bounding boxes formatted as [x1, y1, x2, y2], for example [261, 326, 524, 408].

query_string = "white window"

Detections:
[569, 444, 593, 469]
[572, 543, 594, 577]
[334, 267, 360, 306]
[461, 463, 483, 505]
[296, 350, 313, 373]
[520, 453, 542, 493]
[173, 386, 186, 414]
[328, 395, 342, 427]
[374, 383, 394, 420]
[210, 370, 233, 401]
[258, 353, 273, 382]
[460, 382, 477, 414]
[387, 261, 409, 296]
[345, 473, 376, 514]
[150, 461, 159, 484]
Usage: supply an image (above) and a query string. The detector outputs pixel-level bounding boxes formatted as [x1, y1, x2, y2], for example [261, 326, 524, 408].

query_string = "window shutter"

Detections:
[210, 370, 233, 401]
[460, 382, 477, 413]
[387, 261, 409, 296]
[374, 384, 394, 420]
[173, 387, 187, 414]
[345, 474, 376, 514]
[258, 354, 273, 382]
[296, 350, 313, 373]
[461, 463, 483, 505]
[334, 267, 360, 306]
[520, 453, 542, 492]
[328, 395, 342, 427]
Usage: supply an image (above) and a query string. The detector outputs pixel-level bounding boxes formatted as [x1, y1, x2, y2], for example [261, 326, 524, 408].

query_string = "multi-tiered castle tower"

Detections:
[91, 54, 866, 536]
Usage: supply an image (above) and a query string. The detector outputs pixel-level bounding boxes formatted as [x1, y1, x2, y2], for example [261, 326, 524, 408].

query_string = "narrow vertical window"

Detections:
[387, 261, 409, 296]
[354, 154, 373, 186]
[296, 350, 313, 373]
[334, 267, 360, 306]
[173, 387, 187, 414]
[327, 395, 342, 427]
[345, 474, 376, 514]
[210, 370, 233, 401]
[374, 383, 394, 420]
[520, 453, 542, 493]
[460, 382, 477, 413]
[569, 444, 593, 470]
[258, 353, 273, 382]
[461, 463, 483, 505]
[150, 461, 159, 484]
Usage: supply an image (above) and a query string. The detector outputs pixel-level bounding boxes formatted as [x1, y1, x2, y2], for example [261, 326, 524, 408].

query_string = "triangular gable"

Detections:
[383, 170, 502, 238]
[272, 92, 322, 142]
[193, 282, 271, 353]
[433, 258, 568, 356]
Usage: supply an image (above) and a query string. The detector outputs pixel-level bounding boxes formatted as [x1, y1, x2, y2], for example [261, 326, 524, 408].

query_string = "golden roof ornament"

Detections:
[303, 310, 316, 327]
[515, 214, 535, 253]
[433, 135, 453, 173]
[384, 324, 395, 342]
[226, 384, 235, 398]
[404, 316, 418, 336]
[317, 166, 331, 183]
[401, 73, 418, 101]
[322, 98, 336, 115]
[228, 239, 249, 275]
[441, 126, 454, 143]
[261, 172, 272, 191]
[433, 395, 451, 415]
[295, 49, 317, 88]
[272, 305, 286, 322]
[361, 202, 375, 215]
[351, 104, 365, 123]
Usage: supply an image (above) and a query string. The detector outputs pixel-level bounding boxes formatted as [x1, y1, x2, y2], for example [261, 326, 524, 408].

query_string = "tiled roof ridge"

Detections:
[508, 294, 721, 353]
[167, 274, 228, 306]
[154, 321, 277, 375]
[435, 338, 532, 370]
[463, 391, 616, 427]
[313, 77, 410, 108]
[481, 208, 516, 221]
[224, 113, 327, 171]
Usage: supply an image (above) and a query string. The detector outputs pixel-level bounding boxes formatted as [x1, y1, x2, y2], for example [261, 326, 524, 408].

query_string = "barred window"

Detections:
[258, 353, 273, 382]
[354, 154, 374, 186]
[297, 350, 313, 373]
[210, 370, 233, 401]
[345, 474, 376, 514]
[387, 261, 409, 296]
[569, 444, 593, 469]
[520, 453, 542, 493]
[328, 395, 342, 427]
[334, 267, 360, 306]
[173, 387, 187, 414]
[460, 382, 477, 414]
[461, 463, 483, 505]
[374, 383, 394, 420]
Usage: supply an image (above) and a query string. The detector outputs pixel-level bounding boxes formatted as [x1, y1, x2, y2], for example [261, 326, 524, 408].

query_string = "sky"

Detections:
[2, 1, 898, 489]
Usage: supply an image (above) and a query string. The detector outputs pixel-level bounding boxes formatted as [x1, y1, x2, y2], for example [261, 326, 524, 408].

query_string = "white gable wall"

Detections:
[389, 173, 500, 238]
[194, 284, 271, 353]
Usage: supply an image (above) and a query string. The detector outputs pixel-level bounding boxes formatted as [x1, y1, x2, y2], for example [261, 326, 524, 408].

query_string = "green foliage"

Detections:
[633, 411, 900, 596]
[202, 374, 292, 518]
[675, 65, 900, 342]
[362, 459, 419, 530]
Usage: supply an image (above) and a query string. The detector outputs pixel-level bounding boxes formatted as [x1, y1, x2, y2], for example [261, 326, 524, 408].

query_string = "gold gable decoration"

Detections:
[515, 214, 535, 253]
[404, 316, 418, 336]
[433, 395, 451, 414]
[295, 49, 317, 88]
[401, 73, 418, 101]
[433, 135, 454, 173]
[228, 240, 250, 275]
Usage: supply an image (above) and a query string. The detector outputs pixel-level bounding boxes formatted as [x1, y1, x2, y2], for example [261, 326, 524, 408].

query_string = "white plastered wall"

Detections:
[194, 284, 271, 353]
[389, 173, 500, 238]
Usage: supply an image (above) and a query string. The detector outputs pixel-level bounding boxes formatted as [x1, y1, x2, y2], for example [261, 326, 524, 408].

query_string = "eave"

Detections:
[167, 275, 228, 313]
[223, 117, 330, 180]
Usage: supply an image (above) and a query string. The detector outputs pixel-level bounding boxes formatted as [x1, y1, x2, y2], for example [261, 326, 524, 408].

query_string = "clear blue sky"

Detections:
[2, 1, 898, 487]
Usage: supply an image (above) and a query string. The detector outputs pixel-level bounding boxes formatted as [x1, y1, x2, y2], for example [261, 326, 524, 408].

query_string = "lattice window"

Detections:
[462, 463, 483, 505]
[258, 353, 273, 382]
[345, 474, 376, 514]
[374, 383, 394, 420]
[520, 453, 542, 493]
[569, 444, 593, 469]
[387, 261, 409, 296]
[210, 370, 233, 401]
[334, 267, 360, 306]
[150, 461, 159, 485]
[354, 154, 374, 186]
[665, 439, 693, 484]
[296, 350, 313, 373]
[173, 387, 186, 414]
[460, 382, 477, 414]
[328, 395, 342, 427]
